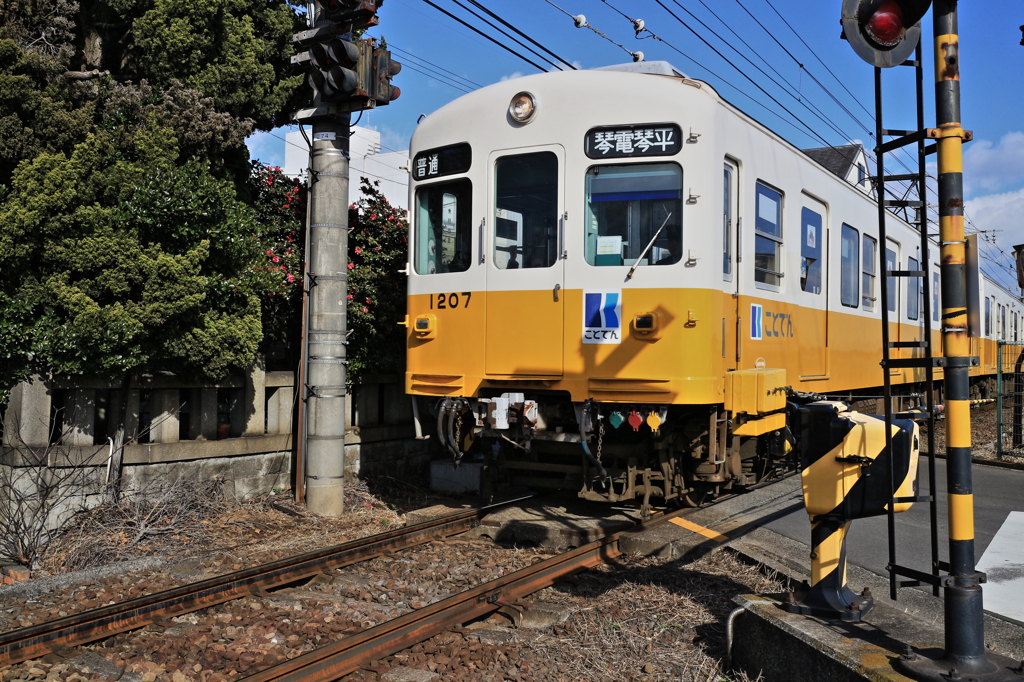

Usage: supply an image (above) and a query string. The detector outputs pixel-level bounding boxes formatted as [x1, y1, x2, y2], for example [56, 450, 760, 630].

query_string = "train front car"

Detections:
[405, 63, 781, 512]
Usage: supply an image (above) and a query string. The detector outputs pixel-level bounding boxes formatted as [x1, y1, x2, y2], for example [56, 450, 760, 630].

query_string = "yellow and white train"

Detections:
[403, 62, 1023, 508]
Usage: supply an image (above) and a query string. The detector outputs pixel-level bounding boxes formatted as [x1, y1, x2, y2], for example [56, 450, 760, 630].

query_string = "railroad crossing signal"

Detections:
[841, 0, 932, 67]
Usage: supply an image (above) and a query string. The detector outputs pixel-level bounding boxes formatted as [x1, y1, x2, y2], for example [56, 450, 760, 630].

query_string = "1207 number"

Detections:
[430, 292, 472, 309]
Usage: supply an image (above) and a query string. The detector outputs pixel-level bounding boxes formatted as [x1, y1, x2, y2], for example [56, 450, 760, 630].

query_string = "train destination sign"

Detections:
[412, 142, 472, 181]
[584, 124, 682, 159]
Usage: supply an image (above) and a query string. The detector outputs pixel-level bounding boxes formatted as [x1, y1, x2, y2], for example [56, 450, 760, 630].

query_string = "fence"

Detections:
[996, 341, 1024, 459]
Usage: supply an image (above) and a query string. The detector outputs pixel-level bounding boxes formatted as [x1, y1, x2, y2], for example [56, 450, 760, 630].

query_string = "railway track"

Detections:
[0, 477, 793, 679]
[241, 477, 795, 681]
[0, 503, 499, 668]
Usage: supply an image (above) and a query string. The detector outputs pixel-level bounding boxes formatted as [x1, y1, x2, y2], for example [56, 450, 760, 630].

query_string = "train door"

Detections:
[886, 239, 901, 376]
[724, 159, 739, 369]
[485, 146, 565, 375]
[797, 196, 828, 378]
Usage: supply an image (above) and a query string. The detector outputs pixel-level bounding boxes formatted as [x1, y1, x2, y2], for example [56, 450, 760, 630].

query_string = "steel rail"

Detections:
[0, 507, 490, 667]
[239, 505, 693, 682]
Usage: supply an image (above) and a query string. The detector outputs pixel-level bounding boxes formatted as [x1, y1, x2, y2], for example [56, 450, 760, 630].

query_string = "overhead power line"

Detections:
[450, 0, 567, 71]
[543, 0, 641, 61]
[466, 0, 577, 70]
[420, 0, 549, 72]
[390, 44, 481, 90]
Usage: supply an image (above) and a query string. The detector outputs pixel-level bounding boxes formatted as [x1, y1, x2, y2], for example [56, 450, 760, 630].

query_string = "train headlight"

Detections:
[508, 91, 538, 124]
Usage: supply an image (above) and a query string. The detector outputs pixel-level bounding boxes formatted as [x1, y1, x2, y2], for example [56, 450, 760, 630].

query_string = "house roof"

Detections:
[801, 144, 864, 180]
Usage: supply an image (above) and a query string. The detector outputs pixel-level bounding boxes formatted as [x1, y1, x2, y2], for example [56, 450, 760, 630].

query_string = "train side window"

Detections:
[985, 297, 992, 336]
[886, 244, 898, 314]
[862, 235, 877, 310]
[933, 272, 940, 322]
[1001, 304, 1007, 340]
[584, 162, 683, 267]
[907, 257, 920, 320]
[414, 178, 473, 275]
[800, 208, 822, 294]
[754, 182, 783, 289]
[840, 224, 859, 307]
[494, 152, 558, 269]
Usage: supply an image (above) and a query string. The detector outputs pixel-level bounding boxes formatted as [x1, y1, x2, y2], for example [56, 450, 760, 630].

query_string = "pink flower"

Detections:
[354, 247, 362, 255]
[266, 250, 274, 255]
[347, 294, 353, 300]
[348, 263, 354, 270]
[365, 298, 371, 303]
[272, 256, 280, 263]
[362, 307, 368, 313]
[370, 213, 377, 220]
[287, 274, 295, 282]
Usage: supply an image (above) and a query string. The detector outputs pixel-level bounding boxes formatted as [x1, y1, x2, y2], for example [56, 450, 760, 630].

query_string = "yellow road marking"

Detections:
[669, 517, 729, 543]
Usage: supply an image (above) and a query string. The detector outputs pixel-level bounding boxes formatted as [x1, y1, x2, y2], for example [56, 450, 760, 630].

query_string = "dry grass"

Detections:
[36, 481, 405, 575]
[524, 550, 781, 681]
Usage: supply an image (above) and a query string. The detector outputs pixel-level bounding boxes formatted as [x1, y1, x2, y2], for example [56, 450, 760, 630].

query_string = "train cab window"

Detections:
[907, 257, 920, 320]
[985, 297, 992, 336]
[886, 245, 898, 314]
[800, 208, 822, 294]
[494, 152, 559, 269]
[840, 224, 859, 307]
[584, 162, 682, 267]
[862, 235, 877, 310]
[414, 178, 473, 275]
[754, 182, 783, 288]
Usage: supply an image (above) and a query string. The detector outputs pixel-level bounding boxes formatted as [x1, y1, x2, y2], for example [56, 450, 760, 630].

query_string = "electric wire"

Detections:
[389, 45, 482, 88]
[399, 60, 474, 93]
[733, 0, 935, 201]
[420, 0, 549, 72]
[543, 0, 639, 60]
[654, 0, 864, 173]
[450, 0, 567, 71]
[466, 0, 577, 69]
[661, 0, 869, 166]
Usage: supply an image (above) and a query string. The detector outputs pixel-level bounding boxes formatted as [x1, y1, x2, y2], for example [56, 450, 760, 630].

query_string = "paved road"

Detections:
[765, 457, 1024, 617]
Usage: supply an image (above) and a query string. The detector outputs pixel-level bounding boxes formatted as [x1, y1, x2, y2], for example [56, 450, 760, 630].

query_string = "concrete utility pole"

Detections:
[303, 115, 351, 517]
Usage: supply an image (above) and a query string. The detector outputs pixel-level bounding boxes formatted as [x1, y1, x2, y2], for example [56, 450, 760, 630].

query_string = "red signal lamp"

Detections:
[865, 0, 904, 46]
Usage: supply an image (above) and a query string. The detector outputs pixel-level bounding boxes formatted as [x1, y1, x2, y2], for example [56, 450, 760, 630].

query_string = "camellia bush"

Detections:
[346, 177, 408, 383]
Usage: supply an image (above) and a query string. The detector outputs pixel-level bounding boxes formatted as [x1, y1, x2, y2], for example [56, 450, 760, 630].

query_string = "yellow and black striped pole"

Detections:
[901, 1, 999, 678]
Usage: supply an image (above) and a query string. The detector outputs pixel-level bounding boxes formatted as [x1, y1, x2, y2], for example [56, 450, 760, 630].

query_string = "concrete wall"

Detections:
[1, 368, 433, 514]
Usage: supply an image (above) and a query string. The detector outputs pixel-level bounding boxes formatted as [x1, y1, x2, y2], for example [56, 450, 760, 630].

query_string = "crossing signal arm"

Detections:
[841, 0, 932, 68]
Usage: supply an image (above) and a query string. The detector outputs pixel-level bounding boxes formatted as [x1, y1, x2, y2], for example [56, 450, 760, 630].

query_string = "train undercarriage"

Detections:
[435, 392, 792, 517]
[430, 373, 994, 516]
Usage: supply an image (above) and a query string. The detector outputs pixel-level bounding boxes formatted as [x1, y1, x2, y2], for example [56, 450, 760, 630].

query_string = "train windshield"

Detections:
[413, 178, 473, 275]
[584, 163, 682, 267]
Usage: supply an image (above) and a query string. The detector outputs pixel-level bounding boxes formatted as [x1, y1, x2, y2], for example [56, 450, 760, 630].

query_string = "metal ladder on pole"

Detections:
[873, 43, 943, 599]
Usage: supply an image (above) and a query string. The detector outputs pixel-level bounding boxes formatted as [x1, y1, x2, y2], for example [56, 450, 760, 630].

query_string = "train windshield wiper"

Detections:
[626, 212, 673, 281]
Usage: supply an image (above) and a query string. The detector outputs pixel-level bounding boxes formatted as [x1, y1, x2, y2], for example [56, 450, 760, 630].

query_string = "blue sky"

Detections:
[247, 0, 1024, 291]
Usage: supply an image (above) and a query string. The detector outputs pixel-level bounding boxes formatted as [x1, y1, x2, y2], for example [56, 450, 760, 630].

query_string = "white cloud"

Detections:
[246, 130, 285, 168]
[499, 71, 523, 82]
[967, 187, 1024, 254]
[963, 131, 1024, 198]
[963, 187, 1024, 293]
